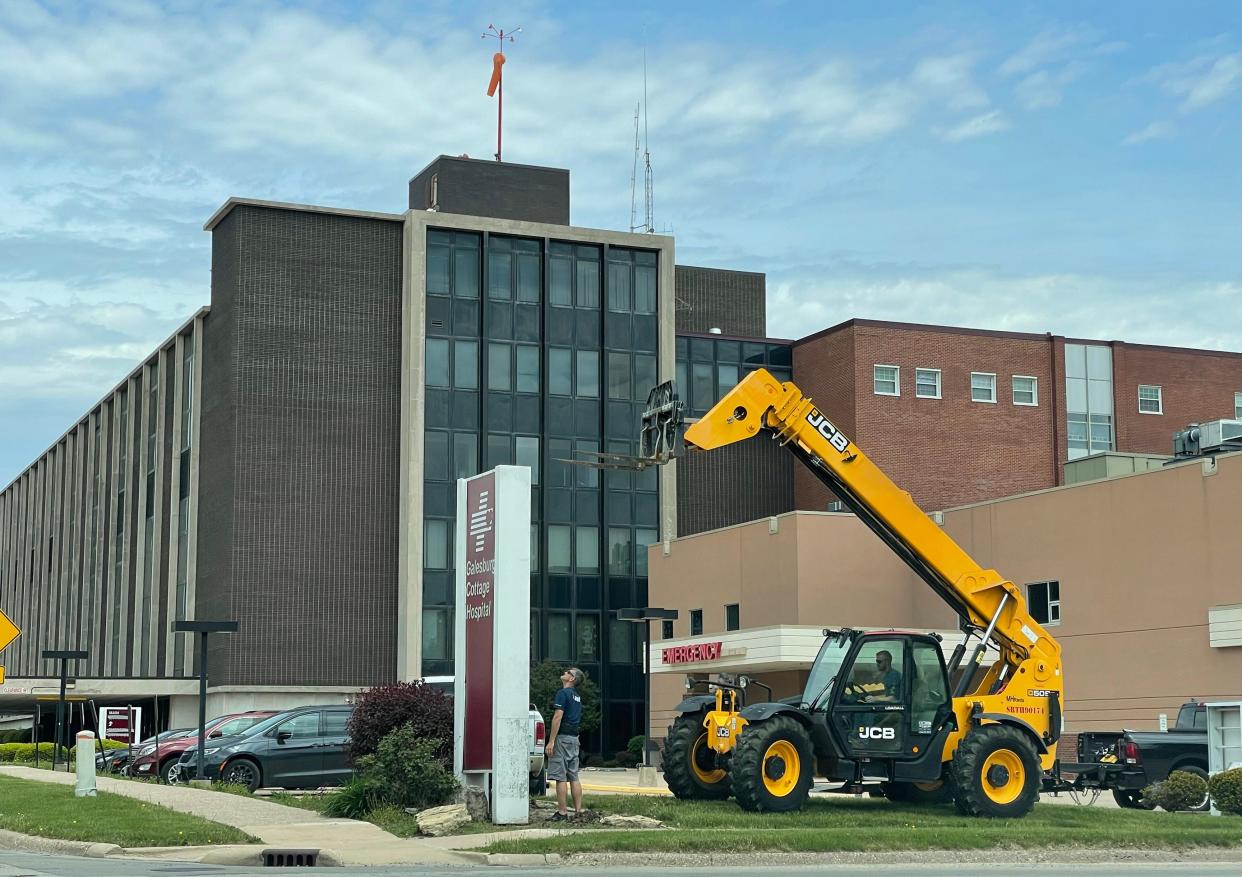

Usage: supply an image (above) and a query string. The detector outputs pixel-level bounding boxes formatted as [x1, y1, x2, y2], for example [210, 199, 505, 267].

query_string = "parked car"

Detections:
[177, 704, 354, 792]
[130, 711, 276, 783]
[423, 676, 547, 795]
[1058, 700, 1210, 810]
[97, 728, 191, 774]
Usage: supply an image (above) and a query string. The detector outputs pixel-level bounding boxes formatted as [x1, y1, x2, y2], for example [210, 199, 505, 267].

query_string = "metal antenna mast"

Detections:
[642, 49, 654, 233]
[483, 24, 521, 161]
[629, 105, 641, 232]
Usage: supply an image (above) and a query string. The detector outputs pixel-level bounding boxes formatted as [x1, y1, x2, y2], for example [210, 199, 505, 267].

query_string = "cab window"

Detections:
[909, 640, 948, 734]
[843, 639, 906, 704]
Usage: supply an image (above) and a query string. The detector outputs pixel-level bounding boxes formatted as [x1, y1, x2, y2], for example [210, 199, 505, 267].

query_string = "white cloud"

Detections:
[937, 111, 1010, 142]
[1000, 27, 1093, 77]
[911, 53, 989, 110]
[1014, 66, 1082, 109]
[1146, 51, 1242, 112]
[1122, 121, 1174, 145]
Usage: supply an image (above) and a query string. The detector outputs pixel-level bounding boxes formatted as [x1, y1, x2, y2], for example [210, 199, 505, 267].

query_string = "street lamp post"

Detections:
[172, 620, 239, 783]
[618, 607, 679, 771]
[41, 650, 88, 771]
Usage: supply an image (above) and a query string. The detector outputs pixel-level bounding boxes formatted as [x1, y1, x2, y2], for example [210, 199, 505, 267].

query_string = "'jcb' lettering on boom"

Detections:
[806, 409, 850, 453]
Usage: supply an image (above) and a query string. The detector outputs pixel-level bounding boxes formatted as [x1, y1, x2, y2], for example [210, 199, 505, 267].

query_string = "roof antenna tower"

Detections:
[642, 48, 654, 233]
[629, 105, 641, 232]
[483, 24, 521, 161]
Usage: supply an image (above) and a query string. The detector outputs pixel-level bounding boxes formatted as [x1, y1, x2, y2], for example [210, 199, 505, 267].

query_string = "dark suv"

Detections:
[176, 704, 354, 792]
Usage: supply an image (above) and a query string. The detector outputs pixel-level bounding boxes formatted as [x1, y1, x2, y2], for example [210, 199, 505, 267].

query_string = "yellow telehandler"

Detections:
[642, 370, 1063, 817]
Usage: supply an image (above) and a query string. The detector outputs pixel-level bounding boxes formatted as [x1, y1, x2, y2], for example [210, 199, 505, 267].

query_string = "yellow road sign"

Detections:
[0, 609, 18, 653]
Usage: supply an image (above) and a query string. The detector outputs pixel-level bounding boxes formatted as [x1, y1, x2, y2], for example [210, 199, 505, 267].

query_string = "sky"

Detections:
[2, 0, 1241, 484]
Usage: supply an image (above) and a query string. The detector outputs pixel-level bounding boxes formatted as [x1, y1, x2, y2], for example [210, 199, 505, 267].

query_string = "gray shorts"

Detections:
[547, 734, 579, 782]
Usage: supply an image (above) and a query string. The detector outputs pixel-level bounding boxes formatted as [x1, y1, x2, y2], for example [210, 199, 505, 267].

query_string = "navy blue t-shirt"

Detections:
[553, 687, 583, 736]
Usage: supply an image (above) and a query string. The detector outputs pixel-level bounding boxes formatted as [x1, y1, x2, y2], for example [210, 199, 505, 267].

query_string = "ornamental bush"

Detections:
[0, 742, 65, 763]
[345, 681, 453, 763]
[529, 661, 600, 735]
[364, 724, 460, 811]
[1208, 767, 1242, 815]
[1143, 770, 1208, 812]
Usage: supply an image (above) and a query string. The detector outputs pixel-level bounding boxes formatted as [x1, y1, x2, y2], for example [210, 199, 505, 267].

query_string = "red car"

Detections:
[129, 711, 276, 783]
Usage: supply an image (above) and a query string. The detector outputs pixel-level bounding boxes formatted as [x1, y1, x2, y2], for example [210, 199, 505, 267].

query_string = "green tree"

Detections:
[530, 660, 600, 735]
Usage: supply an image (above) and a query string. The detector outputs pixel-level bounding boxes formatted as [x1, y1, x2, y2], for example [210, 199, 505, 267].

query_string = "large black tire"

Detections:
[882, 779, 953, 805]
[950, 724, 1041, 818]
[222, 757, 263, 793]
[663, 714, 731, 800]
[1112, 789, 1156, 810]
[159, 757, 181, 785]
[529, 766, 548, 797]
[732, 715, 813, 813]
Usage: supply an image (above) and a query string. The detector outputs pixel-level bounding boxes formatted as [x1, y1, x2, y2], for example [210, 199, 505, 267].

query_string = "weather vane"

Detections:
[483, 24, 521, 162]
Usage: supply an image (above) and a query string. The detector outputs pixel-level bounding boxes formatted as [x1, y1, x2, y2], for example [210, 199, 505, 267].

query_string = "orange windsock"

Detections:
[487, 52, 505, 96]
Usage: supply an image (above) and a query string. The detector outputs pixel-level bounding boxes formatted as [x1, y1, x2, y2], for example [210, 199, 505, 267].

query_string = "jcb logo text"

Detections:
[806, 410, 850, 453]
[858, 726, 895, 740]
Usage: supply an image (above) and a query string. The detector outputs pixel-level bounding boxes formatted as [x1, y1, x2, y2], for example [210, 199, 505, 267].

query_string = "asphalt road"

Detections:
[3, 852, 1242, 877]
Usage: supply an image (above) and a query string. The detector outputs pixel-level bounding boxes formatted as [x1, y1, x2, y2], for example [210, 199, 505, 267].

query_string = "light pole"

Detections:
[172, 620, 238, 783]
[618, 607, 679, 771]
[41, 649, 88, 771]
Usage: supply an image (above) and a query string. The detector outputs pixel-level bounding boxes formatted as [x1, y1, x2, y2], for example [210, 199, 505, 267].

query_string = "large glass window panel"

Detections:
[608, 527, 632, 576]
[549, 256, 572, 306]
[1066, 377, 1088, 412]
[692, 362, 714, 412]
[1064, 343, 1087, 379]
[427, 244, 450, 294]
[424, 430, 449, 481]
[576, 526, 599, 573]
[516, 345, 539, 393]
[548, 438, 573, 488]
[453, 432, 477, 480]
[453, 340, 478, 390]
[425, 339, 449, 387]
[717, 363, 739, 396]
[676, 360, 687, 396]
[517, 252, 540, 303]
[488, 249, 512, 300]
[607, 352, 631, 400]
[575, 259, 600, 308]
[576, 615, 600, 661]
[548, 613, 572, 661]
[487, 433, 512, 467]
[549, 348, 572, 396]
[454, 248, 479, 298]
[422, 608, 449, 661]
[1086, 345, 1112, 380]
[515, 435, 540, 485]
[424, 519, 450, 569]
[609, 618, 634, 664]
[548, 525, 571, 574]
[634, 354, 657, 400]
[487, 342, 511, 391]
[635, 264, 656, 314]
[576, 439, 599, 488]
[1087, 379, 1113, 415]
[576, 350, 599, 397]
[635, 527, 658, 577]
[607, 260, 631, 312]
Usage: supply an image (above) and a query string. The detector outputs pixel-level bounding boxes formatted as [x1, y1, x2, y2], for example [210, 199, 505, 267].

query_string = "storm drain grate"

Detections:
[263, 848, 320, 867]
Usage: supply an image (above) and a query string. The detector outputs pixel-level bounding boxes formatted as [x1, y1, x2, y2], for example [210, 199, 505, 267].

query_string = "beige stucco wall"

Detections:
[649, 451, 1242, 738]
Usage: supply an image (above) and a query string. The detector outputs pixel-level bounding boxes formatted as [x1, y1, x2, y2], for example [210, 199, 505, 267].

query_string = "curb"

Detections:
[580, 783, 671, 796]
[0, 827, 121, 859]
[486, 853, 562, 866]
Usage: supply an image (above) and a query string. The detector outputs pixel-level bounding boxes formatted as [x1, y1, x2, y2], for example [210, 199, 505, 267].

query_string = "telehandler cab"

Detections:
[640, 370, 1064, 818]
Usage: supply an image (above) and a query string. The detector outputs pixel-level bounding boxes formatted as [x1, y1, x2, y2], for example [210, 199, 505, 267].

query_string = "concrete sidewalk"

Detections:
[0, 765, 512, 865]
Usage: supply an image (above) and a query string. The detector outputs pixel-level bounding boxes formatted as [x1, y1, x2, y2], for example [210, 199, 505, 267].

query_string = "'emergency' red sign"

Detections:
[662, 642, 723, 664]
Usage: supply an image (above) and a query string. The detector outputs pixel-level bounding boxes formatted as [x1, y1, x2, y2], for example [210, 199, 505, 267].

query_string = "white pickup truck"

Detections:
[423, 677, 547, 795]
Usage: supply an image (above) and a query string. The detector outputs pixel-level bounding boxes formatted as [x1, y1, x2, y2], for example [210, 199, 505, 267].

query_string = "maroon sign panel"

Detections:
[662, 641, 723, 665]
[463, 473, 497, 771]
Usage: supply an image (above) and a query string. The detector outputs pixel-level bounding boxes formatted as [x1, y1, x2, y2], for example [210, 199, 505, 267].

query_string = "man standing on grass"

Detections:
[545, 666, 584, 822]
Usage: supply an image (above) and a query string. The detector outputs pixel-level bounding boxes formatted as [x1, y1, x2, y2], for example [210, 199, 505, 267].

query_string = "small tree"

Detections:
[346, 681, 453, 763]
[1208, 767, 1242, 815]
[529, 660, 600, 735]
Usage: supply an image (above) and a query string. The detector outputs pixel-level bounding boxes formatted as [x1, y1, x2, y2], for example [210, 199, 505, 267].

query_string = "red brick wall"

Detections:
[793, 326, 855, 511]
[796, 324, 1059, 512]
[1112, 344, 1242, 454]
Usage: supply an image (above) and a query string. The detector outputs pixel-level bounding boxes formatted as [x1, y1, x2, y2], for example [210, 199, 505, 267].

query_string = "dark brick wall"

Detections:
[409, 156, 569, 225]
[1111, 343, 1242, 455]
[200, 205, 403, 687]
[674, 266, 766, 337]
[677, 437, 793, 536]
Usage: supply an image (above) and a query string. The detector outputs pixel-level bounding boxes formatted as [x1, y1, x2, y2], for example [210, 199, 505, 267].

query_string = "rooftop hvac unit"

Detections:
[1172, 419, 1242, 457]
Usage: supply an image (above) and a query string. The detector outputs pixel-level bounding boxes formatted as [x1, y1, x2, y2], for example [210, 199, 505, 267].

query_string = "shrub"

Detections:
[1144, 770, 1208, 812]
[627, 735, 646, 758]
[323, 774, 387, 819]
[529, 661, 601, 735]
[0, 729, 30, 744]
[1208, 767, 1242, 815]
[615, 750, 640, 768]
[346, 681, 453, 763]
[364, 724, 459, 811]
[0, 742, 66, 763]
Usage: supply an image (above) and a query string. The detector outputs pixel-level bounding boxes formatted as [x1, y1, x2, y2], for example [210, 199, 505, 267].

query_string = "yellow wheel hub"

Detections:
[981, 749, 1025, 805]
[690, 734, 726, 785]
[761, 740, 800, 797]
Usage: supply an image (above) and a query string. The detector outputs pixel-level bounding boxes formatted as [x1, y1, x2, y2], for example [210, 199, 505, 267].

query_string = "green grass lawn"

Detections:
[264, 791, 425, 838]
[0, 775, 259, 848]
[483, 795, 1242, 854]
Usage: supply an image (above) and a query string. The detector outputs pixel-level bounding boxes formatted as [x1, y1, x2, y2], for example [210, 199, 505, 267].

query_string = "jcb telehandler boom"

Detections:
[650, 369, 1063, 817]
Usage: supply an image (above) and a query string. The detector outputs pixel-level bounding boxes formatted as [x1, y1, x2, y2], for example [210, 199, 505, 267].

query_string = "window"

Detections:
[692, 362, 714, 412]
[661, 620, 674, 640]
[1138, 385, 1163, 415]
[548, 613, 571, 660]
[576, 526, 599, 573]
[1013, 375, 1038, 406]
[322, 711, 350, 737]
[635, 527, 657, 577]
[276, 712, 321, 739]
[725, 603, 740, 631]
[690, 609, 703, 636]
[453, 433, 477, 480]
[422, 608, 449, 661]
[635, 257, 657, 314]
[1065, 344, 1114, 459]
[970, 372, 997, 403]
[548, 525, 571, 574]
[423, 519, 450, 568]
[608, 527, 632, 576]
[1235, 392, 1242, 420]
[424, 430, 448, 480]
[488, 247, 511, 300]
[607, 259, 631, 312]
[873, 365, 899, 396]
[607, 352, 631, 400]
[635, 354, 657, 401]
[515, 436, 539, 484]
[453, 340, 478, 390]
[516, 345, 539, 393]
[915, 368, 940, 399]
[609, 618, 636, 663]
[576, 350, 599, 397]
[214, 716, 263, 737]
[576, 615, 599, 660]
[486, 433, 511, 467]
[549, 254, 572, 306]
[425, 338, 449, 387]
[575, 258, 600, 308]
[549, 348, 572, 395]
[487, 343, 511, 391]
[1027, 581, 1060, 626]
